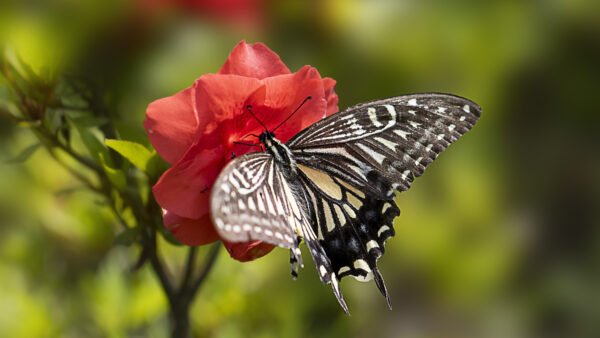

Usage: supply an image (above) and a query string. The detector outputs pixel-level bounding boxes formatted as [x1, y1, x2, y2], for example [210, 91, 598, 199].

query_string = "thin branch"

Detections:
[35, 133, 102, 193]
[180, 247, 198, 291]
[189, 242, 221, 297]
[143, 227, 176, 300]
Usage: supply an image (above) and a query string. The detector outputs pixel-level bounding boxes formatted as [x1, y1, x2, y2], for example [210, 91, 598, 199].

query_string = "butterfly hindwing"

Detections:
[295, 163, 399, 307]
[210, 152, 304, 263]
[210, 152, 350, 312]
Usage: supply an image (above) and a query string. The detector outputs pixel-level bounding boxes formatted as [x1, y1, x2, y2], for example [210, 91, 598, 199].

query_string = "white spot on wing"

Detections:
[382, 202, 392, 213]
[377, 225, 390, 237]
[367, 107, 383, 127]
[401, 170, 411, 181]
[366, 240, 379, 251]
[319, 265, 327, 277]
[354, 259, 371, 271]
[409, 121, 421, 128]
[408, 98, 418, 106]
[393, 129, 410, 140]
[338, 266, 351, 275]
[247, 197, 256, 211]
[374, 137, 397, 151]
[356, 143, 386, 165]
[463, 104, 470, 113]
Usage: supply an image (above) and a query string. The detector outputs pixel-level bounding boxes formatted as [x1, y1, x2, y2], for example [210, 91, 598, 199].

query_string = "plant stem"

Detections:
[170, 243, 221, 338]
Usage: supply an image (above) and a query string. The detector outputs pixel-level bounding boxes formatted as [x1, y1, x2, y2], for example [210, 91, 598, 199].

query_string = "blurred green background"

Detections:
[1, 0, 599, 337]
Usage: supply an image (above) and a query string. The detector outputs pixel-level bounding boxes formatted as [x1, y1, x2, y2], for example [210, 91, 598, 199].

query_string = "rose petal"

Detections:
[152, 143, 224, 219]
[193, 74, 264, 138]
[218, 41, 291, 79]
[144, 86, 198, 165]
[322, 77, 339, 115]
[223, 240, 275, 262]
[163, 210, 219, 246]
[257, 65, 327, 142]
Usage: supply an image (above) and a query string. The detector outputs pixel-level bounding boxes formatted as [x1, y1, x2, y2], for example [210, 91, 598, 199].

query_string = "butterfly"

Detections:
[210, 93, 481, 313]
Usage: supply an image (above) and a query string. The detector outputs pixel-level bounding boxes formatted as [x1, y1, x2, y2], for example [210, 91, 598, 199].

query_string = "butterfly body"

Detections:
[211, 93, 481, 314]
[259, 131, 298, 177]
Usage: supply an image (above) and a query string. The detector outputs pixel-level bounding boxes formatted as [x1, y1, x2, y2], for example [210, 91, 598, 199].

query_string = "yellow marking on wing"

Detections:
[322, 200, 335, 232]
[343, 204, 356, 218]
[335, 178, 366, 198]
[333, 204, 346, 226]
[297, 164, 343, 200]
[347, 193, 363, 210]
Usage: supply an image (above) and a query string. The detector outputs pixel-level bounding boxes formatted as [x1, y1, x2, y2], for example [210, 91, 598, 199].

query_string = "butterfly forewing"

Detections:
[290, 93, 481, 196]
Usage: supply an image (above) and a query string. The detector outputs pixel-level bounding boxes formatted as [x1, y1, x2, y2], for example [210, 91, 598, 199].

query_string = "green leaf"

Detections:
[6, 143, 41, 163]
[45, 109, 64, 134]
[99, 153, 126, 191]
[67, 116, 112, 167]
[105, 139, 154, 172]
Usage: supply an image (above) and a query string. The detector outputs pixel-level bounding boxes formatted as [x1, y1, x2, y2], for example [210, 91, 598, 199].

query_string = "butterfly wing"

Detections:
[288, 93, 481, 302]
[210, 152, 350, 313]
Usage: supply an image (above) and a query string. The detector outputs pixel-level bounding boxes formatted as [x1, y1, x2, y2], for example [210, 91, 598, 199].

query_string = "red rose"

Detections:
[144, 41, 338, 261]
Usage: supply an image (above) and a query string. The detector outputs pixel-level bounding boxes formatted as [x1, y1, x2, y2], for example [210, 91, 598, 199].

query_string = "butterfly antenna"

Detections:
[272, 96, 312, 132]
[240, 133, 261, 141]
[246, 105, 269, 131]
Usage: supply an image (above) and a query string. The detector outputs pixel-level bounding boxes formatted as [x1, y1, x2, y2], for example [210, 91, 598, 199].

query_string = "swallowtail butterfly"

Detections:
[210, 93, 481, 313]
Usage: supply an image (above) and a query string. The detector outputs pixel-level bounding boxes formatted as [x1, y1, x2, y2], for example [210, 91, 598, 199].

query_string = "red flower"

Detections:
[144, 41, 338, 261]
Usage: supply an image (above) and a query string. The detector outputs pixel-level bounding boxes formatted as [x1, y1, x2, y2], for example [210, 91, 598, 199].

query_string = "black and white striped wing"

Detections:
[211, 152, 301, 250]
[288, 93, 481, 297]
[210, 152, 349, 313]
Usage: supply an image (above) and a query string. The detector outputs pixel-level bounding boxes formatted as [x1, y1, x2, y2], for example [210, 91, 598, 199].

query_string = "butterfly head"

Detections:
[258, 130, 276, 145]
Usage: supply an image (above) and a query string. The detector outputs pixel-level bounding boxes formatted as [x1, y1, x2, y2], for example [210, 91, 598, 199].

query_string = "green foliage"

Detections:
[105, 139, 154, 172]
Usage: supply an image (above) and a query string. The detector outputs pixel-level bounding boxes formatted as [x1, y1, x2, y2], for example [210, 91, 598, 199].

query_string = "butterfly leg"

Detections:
[289, 236, 303, 280]
[290, 249, 299, 279]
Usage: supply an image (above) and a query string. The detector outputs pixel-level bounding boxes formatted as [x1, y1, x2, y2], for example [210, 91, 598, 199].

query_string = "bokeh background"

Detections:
[1, 0, 599, 337]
